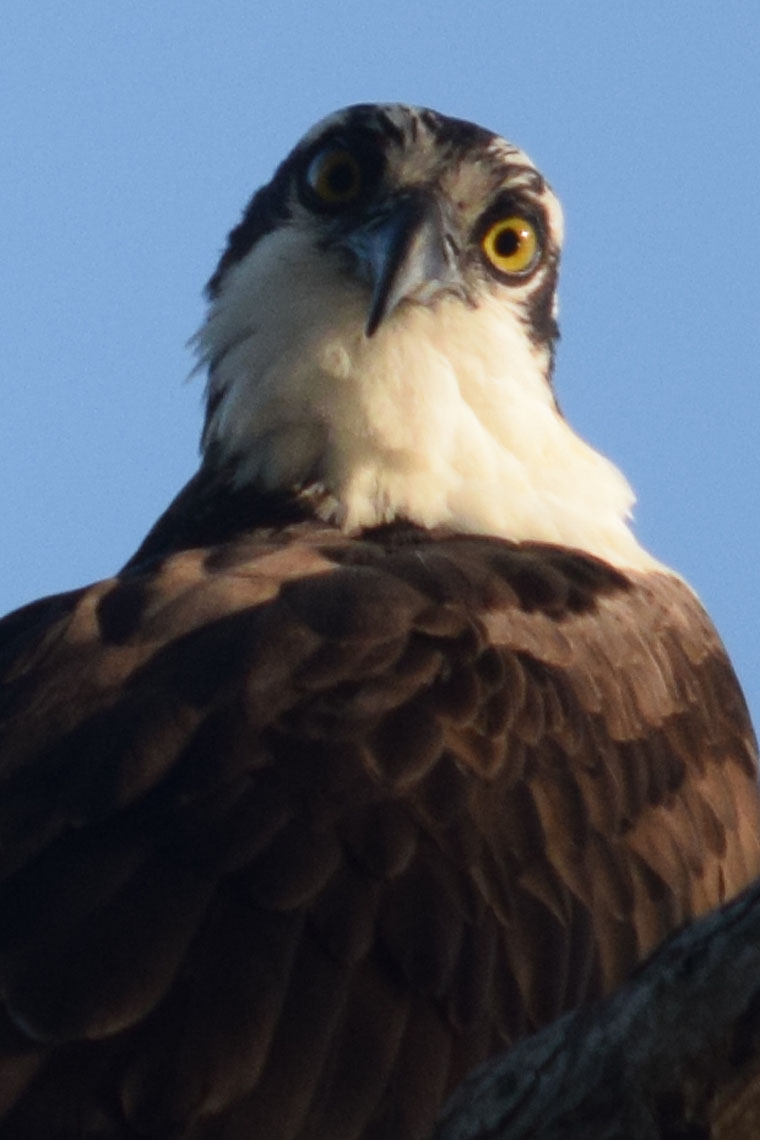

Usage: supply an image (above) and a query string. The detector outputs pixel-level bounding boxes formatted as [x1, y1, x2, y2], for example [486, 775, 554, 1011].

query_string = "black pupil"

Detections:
[495, 227, 520, 257]
[327, 159, 356, 196]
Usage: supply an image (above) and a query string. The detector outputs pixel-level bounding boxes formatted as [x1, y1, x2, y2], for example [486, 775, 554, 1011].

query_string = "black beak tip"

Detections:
[364, 309, 382, 338]
[364, 273, 394, 337]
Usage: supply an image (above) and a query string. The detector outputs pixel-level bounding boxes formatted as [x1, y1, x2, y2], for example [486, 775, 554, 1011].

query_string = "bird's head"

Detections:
[205, 103, 562, 346]
[195, 104, 654, 570]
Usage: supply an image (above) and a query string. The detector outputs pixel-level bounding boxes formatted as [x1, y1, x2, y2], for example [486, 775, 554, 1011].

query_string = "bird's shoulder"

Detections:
[0, 522, 755, 892]
[0, 523, 758, 1138]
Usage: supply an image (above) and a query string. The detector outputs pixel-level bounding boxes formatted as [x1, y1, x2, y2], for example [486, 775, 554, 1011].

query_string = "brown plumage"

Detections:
[3, 102, 759, 1138]
[0, 522, 758, 1138]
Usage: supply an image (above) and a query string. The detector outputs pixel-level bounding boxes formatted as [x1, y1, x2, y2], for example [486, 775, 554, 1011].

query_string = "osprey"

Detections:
[0, 104, 758, 1139]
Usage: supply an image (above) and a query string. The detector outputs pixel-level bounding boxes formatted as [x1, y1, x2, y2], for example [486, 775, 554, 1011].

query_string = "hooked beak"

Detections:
[345, 193, 462, 337]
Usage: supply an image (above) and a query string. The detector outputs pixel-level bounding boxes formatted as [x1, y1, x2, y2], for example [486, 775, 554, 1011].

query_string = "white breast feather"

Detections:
[197, 226, 661, 573]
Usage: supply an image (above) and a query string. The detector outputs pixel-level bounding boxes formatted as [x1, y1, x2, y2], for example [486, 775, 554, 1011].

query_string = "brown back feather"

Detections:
[0, 523, 758, 1138]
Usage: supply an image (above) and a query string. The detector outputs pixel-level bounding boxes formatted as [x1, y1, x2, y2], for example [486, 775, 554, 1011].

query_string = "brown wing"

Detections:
[0, 523, 758, 1139]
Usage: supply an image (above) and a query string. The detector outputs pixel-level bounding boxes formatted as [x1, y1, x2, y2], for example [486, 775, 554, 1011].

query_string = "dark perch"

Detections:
[434, 875, 760, 1139]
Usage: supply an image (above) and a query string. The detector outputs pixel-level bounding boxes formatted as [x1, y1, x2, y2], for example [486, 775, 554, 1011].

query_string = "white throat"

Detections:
[197, 227, 660, 573]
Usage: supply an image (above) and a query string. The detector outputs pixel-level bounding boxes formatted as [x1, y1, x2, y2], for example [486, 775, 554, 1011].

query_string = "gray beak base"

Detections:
[347, 194, 460, 337]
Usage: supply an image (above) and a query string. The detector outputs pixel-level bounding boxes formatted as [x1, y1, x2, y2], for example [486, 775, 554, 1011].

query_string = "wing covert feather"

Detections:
[0, 524, 758, 1138]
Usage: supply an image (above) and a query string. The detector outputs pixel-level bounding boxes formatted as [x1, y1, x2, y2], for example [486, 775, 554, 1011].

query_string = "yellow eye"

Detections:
[305, 147, 363, 207]
[480, 216, 540, 276]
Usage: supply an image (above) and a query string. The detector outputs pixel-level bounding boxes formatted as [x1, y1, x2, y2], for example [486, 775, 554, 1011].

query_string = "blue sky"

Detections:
[2, 3, 759, 728]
